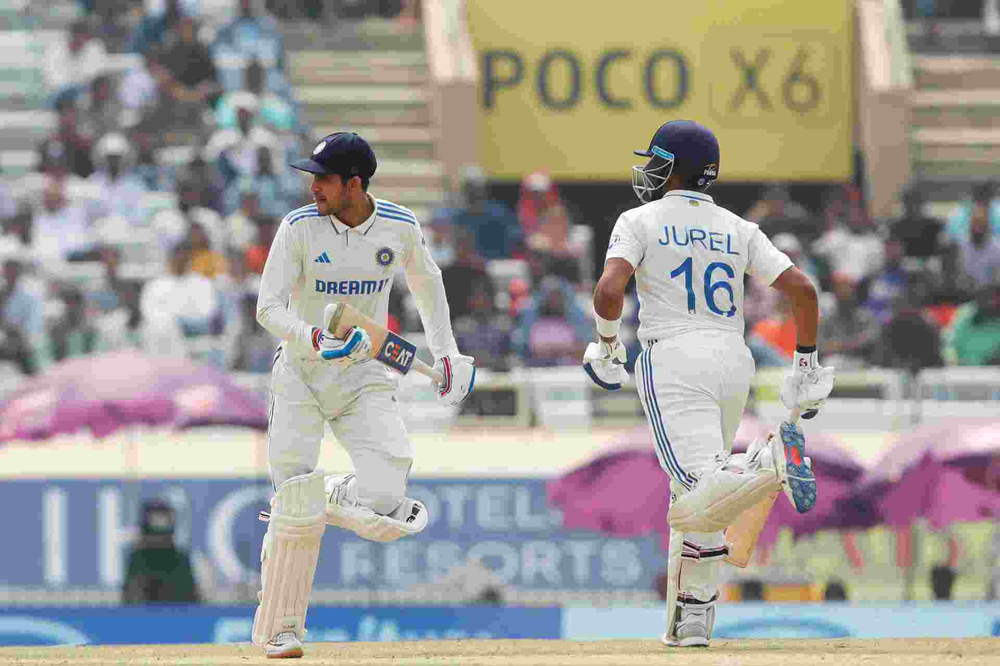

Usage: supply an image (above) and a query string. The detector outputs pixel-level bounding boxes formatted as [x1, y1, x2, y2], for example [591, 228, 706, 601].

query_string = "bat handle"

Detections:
[788, 408, 802, 425]
[412, 358, 446, 385]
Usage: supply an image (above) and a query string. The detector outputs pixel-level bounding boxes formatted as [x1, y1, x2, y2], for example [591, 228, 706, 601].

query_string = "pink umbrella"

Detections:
[855, 418, 1000, 531]
[0, 350, 268, 444]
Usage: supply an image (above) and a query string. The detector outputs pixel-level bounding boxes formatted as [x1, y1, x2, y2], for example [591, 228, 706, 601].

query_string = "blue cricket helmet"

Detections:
[631, 120, 720, 203]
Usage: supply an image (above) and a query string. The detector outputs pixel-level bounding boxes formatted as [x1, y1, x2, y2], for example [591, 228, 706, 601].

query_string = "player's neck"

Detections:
[335, 193, 375, 228]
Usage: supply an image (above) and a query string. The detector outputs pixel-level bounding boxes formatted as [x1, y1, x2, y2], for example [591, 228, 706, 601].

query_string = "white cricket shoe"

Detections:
[661, 599, 715, 648]
[264, 631, 303, 659]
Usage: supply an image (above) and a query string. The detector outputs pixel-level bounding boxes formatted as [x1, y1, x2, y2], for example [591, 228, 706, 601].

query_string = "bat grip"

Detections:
[788, 408, 802, 425]
[412, 358, 445, 385]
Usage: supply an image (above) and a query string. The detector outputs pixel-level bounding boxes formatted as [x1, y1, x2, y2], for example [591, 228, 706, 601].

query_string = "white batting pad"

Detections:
[667, 453, 781, 533]
[662, 525, 683, 643]
[252, 470, 326, 646]
[325, 474, 428, 542]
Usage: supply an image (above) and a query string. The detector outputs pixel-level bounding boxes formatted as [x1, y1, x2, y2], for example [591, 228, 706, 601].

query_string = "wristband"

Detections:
[793, 349, 819, 371]
[311, 327, 323, 351]
[595, 312, 621, 338]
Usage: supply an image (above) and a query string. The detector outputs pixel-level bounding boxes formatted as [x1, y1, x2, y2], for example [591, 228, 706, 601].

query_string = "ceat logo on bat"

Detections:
[377, 332, 417, 374]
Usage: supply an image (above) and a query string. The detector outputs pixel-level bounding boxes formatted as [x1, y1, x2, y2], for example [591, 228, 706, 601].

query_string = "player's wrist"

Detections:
[792, 348, 819, 371]
[311, 327, 323, 351]
[594, 312, 621, 338]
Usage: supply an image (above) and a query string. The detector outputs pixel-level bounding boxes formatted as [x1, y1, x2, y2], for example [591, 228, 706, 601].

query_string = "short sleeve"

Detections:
[604, 212, 645, 269]
[746, 227, 793, 285]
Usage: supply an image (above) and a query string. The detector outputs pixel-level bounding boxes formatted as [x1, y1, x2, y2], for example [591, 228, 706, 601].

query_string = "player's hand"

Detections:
[583, 339, 628, 390]
[314, 326, 372, 364]
[433, 354, 475, 406]
[780, 349, 835, 419]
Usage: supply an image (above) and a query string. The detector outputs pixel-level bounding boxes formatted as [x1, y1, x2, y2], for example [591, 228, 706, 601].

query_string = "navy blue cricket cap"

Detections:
[290, 132, 377, 179]
[634, 119, 720, 178]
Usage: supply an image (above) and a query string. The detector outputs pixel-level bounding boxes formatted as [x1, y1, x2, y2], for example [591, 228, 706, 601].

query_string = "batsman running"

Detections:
[584, 120, 835, 647]
[253, 132, 475, 658]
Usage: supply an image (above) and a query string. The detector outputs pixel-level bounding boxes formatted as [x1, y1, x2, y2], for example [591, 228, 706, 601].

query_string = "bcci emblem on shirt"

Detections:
[376, 247, 395, 268]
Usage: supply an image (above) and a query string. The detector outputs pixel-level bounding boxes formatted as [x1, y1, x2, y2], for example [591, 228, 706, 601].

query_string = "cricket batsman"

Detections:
[252, 132, 475, 657]
[583, 120, 835, 647]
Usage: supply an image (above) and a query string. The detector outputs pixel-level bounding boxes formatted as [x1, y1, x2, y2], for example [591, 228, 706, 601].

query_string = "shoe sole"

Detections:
[779, 422, 816, 514]
[660, 633, 710, 648]
[266, 646, 304, 659]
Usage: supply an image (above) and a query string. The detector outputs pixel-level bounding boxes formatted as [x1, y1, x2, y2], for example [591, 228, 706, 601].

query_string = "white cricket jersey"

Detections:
[605, 189, 792, 343]
[257, 196, 460, 365]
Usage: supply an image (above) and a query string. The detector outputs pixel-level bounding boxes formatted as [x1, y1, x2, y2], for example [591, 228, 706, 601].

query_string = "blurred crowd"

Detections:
[742, 182, 1000, 372]
[2, 0, 999, 390]
[0, 0, 414, 381]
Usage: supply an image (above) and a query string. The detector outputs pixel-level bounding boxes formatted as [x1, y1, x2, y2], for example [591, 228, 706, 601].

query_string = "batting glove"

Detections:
[433, 354, 476, 406]
[583, 340, 628, 390]
[313, 325, 372, 364]
[780, 349, 835, 419]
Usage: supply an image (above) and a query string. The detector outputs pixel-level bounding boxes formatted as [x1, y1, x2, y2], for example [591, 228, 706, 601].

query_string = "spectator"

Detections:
[891, 185, 945, 260]
[176, 178, 224, 248]
[942, 283, 1000, 366]
[0, 253, 48, 375]
[206, 94, 279, 189]
[221, 144, 286, 217]
[743, 183, 811, 237]
[95, 278, 146, 352]
[450, 167, 522, 260]
[860, 237, 909, 326]
[88, 244, 127, 312]
[88, 133, 148, 225]
[117, 49, 161, 120]
[175, 152, 224, 214]
[440, 226, 493, 321]
[157, 16, 221, 123]
[128, 0, 186, 54]
[140, 241, 219, 346]
[513, 277, 590, 366]
[244, 216, 277, 274]
[819, 273, 876, 369]
[37, 102, 95, 179]
[869, 273, 943, 373]
[215, 58, 295, 133]
[812, 191, 884, 285]
[122, 500, 200, 604]
[954, 199, 1000, 293]
[43, 19, 108, 105]
[187, 222, 227, 279]
[517, 171, 561, 237]
[526, 202, 589, 286]
[824, 579, 849, 602]
[78, 72, 127, 139]
[0, 167, 18, 224]
[227, 292, 277, 372]
[225, 186, 264, 250]
[48, 286, 100, 362]
[947, 181, 1000, 243]
[30, 176, 94, 262]
[130, 129, 166, 191]
[213, 0, 285, 71]
[453, 280, 514, 372]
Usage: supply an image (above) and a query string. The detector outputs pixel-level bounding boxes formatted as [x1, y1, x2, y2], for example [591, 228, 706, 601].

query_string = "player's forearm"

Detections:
[256, 299, 314, 352]
[787, 283, 818, 348]
[409, 274, 460, 358]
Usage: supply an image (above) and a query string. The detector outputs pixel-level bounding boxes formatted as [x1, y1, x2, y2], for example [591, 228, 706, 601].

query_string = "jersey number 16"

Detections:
[670, 258, 737, 317]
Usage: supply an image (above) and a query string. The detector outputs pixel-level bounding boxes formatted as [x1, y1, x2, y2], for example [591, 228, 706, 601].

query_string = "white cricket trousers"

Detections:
[267, 350, 413, 515]
[635, 330, 756, 601]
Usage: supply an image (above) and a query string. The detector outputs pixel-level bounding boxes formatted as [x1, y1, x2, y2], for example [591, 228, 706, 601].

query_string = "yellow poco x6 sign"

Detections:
[467, 0, 853, 182]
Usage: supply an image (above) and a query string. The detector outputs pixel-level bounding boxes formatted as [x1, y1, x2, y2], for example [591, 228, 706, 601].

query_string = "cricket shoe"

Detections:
[774, 421, 816, 514]
[264, 631, 303, 659]
[661, 602, 714, 648]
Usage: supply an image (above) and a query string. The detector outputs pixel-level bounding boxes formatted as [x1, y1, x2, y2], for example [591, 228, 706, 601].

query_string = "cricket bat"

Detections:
[325, 301, 444, 384]
[724, 408, 801, 568]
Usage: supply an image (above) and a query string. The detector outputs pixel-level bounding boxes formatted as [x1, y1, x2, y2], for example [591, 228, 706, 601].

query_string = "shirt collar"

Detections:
[329, 194, 378, 235]
[663, 189, 714, 203]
